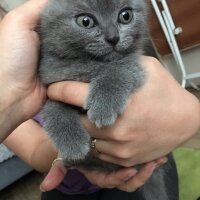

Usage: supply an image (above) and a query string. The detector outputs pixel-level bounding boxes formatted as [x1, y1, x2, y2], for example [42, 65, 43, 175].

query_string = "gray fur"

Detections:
[38, 1, 178, 199]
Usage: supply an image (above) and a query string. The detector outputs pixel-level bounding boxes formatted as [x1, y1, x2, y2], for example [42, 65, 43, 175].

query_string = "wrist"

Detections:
[0, 79, 26, 142]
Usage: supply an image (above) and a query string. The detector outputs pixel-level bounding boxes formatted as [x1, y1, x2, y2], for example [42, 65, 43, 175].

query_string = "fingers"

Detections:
[90, 137, 163, 167]
[117, 157, 168, 192]
[79, 167, 138, 189]
[80, 157, 167, 191]
[97, 153, 133, 167]
[81, 116, 124, 140]
[91, 140, 135, 166]
[47, 81, 89, 107]
[93, 143, 152, 168]
[89, 136, 139, 167]
[117, 162, 157, 192]
[40, 159, 67, 192]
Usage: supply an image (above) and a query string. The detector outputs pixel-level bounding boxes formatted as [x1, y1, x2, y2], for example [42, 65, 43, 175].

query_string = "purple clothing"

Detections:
[33, 115, 100, 195]
[56, 169, 100, 195]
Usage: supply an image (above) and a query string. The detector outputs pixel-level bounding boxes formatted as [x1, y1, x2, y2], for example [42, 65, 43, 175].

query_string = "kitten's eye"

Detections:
[118, 9, 133, 24]
[76, 15, 95, 28]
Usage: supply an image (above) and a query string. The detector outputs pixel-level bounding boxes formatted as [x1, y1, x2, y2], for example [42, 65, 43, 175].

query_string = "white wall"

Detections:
[160, 45, 200, 87]
[0, 0, 26, 10]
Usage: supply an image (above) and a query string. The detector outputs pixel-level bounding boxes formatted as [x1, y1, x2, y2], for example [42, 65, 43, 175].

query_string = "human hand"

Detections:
[47, 56, 200, 166]
[0, 0, 47, 140]
[40, 157, 167, 192]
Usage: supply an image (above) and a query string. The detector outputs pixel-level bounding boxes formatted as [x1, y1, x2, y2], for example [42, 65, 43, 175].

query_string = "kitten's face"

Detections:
[40, 0, 147, 60]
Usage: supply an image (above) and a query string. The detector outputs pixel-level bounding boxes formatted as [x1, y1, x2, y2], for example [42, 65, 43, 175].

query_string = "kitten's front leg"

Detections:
[41, 100, 90, 166]
[85, 67, 143, 127]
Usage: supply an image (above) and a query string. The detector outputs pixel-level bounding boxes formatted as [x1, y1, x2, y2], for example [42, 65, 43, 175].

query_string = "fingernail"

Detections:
[52, 158, 63, 167]
[52, 158, 67, 175]
[40, 185, 46, 193]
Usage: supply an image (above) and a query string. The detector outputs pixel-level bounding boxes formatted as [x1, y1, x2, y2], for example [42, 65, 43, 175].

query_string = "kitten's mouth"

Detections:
[85, 44, 126, 61]
[85, 43, 120, 58]
[104, 51, 124, 61]
[93, 49, 124, 61]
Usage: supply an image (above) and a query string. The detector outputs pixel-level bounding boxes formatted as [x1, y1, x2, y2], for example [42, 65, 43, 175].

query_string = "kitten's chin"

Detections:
[102, 51, 124, 61]
[87, 50, 124, 62]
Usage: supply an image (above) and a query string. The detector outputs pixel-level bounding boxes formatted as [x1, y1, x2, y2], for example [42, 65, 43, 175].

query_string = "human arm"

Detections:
[0, 0, 47, 143]
[47, 56, 200, 166]
[3, 119, 57, 173]
[4, 119, 165, 192]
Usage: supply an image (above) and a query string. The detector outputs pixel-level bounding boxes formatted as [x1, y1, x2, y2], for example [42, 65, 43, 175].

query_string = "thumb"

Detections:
[40, 159, 67, 192]
[47, 81, 89, 107]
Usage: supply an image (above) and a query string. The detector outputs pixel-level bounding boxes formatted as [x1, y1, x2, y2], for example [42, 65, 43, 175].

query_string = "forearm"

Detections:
[0, 14, 23, 140]
[30, 137, 57, 173]
[0, 0, 47, 143]
[3, 119, 57, 173]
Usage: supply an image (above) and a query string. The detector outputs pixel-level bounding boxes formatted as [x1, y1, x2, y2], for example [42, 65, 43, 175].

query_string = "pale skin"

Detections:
[1, 0, 200, 194]
[3, 120, 57, 173]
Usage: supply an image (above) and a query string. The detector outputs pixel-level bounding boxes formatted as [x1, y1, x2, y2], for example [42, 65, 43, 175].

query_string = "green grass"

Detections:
[173, 148, 200, 200]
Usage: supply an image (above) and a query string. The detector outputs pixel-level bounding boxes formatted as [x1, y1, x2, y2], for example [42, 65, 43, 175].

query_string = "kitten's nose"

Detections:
[105, 28, 119, 46]
[106, 35, 119, 46]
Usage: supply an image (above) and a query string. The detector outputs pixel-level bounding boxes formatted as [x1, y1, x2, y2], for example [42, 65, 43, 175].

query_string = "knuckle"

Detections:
[134, 176, 148, 188]
[106, 176, 118, 188]
[126, 187, 136, 193]
[124, 180, 145, 192]
[94, 179, 105, 188]
[95, 174, 115, 189]
[57, 83, 74, 101]
[110, 130, 131, 142]
[121, 161, 133, 168]
[4, 11, 15, 20]
[120, 185, 136, 193]
[110, 133, 122, 142]
[62, 84, 71, 97]
[145, 56, 160, 66]
[117, 148, 132, 159]
[101, 182, 114, 189]
[62, 83, 80, 101]
[137, 179, 146, 187]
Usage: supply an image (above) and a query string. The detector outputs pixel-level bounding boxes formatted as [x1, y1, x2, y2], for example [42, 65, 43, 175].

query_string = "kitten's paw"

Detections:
[87, 107, 118, 128]
[85, 96, 122, 127]
[61, 142, 90, 166]
[85, 84, 127, 127]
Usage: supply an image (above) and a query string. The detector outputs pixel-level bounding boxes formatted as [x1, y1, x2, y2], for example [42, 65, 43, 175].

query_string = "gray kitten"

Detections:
[38, 0, 178, 199]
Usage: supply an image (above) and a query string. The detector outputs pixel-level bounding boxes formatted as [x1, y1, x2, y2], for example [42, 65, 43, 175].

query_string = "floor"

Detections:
[0, 88, 199, 200]
[0, 171, 43, 200]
